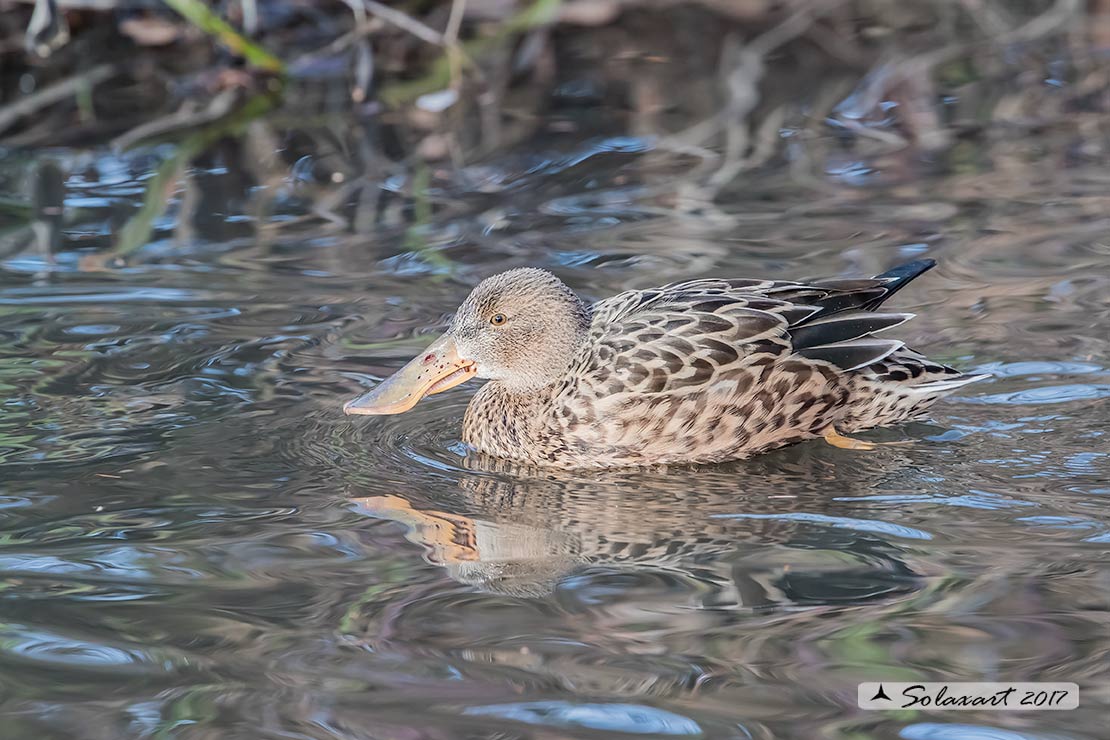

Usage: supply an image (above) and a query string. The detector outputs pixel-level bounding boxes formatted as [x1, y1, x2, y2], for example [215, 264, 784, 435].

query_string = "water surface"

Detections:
[2, 78, 1110, 740]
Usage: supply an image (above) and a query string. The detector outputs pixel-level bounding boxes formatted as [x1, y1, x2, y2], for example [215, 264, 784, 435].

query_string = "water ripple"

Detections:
[710, 512, 933, 540]
[966, 384, 1110, 405]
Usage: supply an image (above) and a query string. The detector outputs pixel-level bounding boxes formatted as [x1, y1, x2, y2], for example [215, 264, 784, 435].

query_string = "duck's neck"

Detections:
[462, 380, 563, 463]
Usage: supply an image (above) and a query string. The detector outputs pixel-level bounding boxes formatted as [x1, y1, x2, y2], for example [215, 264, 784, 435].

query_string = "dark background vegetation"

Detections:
[2, 0, 1108, 267]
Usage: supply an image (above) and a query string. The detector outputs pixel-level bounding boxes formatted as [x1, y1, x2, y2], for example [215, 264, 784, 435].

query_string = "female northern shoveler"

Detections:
[344, 259, 987, 468]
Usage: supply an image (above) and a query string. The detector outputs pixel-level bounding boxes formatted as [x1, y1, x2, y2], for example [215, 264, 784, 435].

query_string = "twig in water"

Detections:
[26, 0, 69, 57]
[445, 0, 468, 89]
[111, 89, 241, 151]
[339, 0, 374, 102]
[0, 63, 117, 137]
[361, 0, 446, 45]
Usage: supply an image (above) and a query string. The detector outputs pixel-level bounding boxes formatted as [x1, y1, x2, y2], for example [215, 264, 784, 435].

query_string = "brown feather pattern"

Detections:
[459, 261, 987, 468]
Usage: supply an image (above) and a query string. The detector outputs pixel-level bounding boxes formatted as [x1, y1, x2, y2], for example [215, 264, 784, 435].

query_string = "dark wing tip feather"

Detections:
[875, 259, 937, 282]
[865, 259, 936, 309]
[796, 339, 905, 372]
[789, 312, 914, 350]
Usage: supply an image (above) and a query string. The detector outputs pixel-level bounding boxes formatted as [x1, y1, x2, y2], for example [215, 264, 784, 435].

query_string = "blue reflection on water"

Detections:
[711, 512, 933, 540]
[901, 722, 1073, 740]
[464, 702, 702, 735]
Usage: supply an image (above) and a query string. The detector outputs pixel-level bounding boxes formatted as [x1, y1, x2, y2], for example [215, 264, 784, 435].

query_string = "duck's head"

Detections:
[344, 268, 590, 415]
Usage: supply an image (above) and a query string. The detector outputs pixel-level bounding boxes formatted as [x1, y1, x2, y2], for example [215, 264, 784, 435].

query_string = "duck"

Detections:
[344, 259, 988, 468]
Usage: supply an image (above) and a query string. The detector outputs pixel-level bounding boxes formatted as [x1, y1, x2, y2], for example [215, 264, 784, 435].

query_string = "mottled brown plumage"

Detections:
[346, 260, 987, 468]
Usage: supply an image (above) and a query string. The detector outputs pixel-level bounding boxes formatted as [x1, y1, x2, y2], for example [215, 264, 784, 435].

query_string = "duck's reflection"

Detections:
[350, 445, 926, 602]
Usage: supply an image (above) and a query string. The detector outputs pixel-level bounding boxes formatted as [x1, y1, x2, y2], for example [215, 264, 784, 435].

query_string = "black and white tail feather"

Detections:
[777, 259, 989, 427]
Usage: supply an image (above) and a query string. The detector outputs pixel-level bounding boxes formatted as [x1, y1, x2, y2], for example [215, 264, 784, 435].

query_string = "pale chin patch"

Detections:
[474, 363, 502, 380]
[454, 343, 478, 365]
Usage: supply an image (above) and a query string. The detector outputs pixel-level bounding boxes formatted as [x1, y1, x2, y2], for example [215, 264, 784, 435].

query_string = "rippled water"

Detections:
[3, 122, 1110, 738]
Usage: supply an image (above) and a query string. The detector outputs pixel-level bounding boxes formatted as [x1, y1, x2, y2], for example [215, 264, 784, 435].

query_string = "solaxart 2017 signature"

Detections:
[857, 682, 1079, 711]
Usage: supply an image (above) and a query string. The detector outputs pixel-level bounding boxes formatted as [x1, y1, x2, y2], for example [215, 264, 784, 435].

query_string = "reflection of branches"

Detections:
[661, 0, 1087, 203]
[663, 2, 842, 202]
[846, 0, 1082, 128]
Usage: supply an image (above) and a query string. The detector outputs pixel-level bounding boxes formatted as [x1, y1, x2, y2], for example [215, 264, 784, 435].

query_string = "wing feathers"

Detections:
[585, 260, 936, 393]
[905, 373, 991, 394]
[789, 312, 914, 350]
[795, 339, 905, 372]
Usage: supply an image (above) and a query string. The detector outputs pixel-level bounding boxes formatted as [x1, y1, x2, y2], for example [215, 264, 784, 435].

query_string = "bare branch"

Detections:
[0, 63, 117, 136]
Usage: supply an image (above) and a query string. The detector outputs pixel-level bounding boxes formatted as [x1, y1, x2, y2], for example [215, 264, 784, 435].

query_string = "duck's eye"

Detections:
[490, 313, 508, 326]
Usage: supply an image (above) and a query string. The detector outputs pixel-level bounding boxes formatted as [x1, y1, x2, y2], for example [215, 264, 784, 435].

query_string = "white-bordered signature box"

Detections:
[857, 682, 1079, 710]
